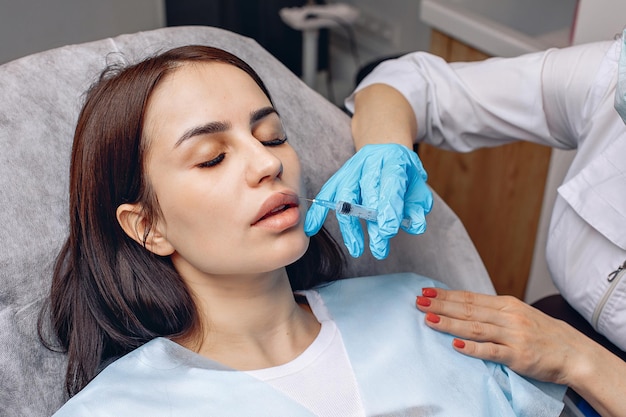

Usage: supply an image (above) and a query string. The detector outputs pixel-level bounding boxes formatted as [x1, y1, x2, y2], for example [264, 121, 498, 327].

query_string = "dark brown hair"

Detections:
[40, 45, 344, 397]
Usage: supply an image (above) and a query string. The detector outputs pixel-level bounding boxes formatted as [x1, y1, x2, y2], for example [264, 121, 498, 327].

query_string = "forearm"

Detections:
[566, 338, 626, 417]
[351, 83, 416, 151]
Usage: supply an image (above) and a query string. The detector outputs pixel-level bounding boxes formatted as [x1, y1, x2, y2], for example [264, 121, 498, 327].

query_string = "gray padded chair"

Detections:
[0, 26, 492, 416]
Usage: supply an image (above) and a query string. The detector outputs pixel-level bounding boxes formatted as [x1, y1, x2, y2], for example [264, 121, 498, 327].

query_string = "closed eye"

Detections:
[197, 153, 225, 168]
[261, 137, 288, 147]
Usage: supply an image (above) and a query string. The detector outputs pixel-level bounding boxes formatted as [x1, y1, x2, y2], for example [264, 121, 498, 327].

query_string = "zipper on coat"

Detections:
[591, 260, 626, 329]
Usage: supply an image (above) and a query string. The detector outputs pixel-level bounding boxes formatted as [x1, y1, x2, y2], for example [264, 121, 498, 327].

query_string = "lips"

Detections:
[261, 204, 290, 219]
[252, 192, 300, 225]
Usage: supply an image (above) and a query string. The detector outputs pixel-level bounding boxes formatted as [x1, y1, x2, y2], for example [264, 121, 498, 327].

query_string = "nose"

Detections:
[244, 138, 283, 186]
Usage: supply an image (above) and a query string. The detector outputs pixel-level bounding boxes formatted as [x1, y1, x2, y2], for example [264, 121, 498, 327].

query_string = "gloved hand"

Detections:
[304, 143, 433, 259]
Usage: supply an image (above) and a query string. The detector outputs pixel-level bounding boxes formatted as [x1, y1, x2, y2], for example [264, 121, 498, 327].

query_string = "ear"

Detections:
[116, 203, 175, 256]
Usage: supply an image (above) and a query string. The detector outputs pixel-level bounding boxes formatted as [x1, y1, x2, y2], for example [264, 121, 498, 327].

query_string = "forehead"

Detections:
[144, 61, 272, 128]
[142, 61, 274, 148]
[155, 61, 267, 102]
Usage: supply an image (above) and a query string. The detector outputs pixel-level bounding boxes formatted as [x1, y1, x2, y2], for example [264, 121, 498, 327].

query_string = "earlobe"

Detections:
[116, 203, 175, 256]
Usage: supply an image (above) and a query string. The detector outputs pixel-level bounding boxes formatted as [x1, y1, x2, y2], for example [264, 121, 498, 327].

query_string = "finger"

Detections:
[419, 295, 518, 331]
[366, 221, 390, 259]
[398, 176, 431, 234]
[358, 151, 381, 210]
[333, 182, 366, 258]
[357, 155, 397, 256]
[314, 174, 340, 202]
[334, 177, 363, 208]
[375, 161, 407, 238]
[422, 287, 513, 310]
[407, 149, 428, 181]
[305, 162, 353, 236]
[314, 155, 362, 204]
[404, 177, 433, 215]
[451, 338, 516, 367]
[304, 204, 329, 236]
[400, 204, 426, 234]
[336, 211, 364, 258]
[423, 310, 511, 345]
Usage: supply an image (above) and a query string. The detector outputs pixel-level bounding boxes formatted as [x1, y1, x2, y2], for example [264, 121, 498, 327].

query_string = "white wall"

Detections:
[0, 0, 165, 65]
[323, 0, 432, 105]
[572, 0, 626, 44]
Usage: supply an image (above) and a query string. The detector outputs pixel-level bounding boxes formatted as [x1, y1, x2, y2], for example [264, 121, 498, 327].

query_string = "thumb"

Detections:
[304, 204, 329, 236]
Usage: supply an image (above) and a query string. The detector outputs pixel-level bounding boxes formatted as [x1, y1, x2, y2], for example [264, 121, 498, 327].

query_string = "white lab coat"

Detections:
[346, 38, 626, 351]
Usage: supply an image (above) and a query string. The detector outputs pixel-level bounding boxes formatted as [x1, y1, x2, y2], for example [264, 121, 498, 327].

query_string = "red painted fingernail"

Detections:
[426, 312, 440, 324]
[416, 296, 431, 307]
[453, 339, 466, 349]
[422, 288, 438, 298]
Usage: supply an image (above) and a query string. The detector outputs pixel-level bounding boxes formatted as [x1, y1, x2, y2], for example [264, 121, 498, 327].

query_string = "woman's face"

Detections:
[140, 62, 308, 280]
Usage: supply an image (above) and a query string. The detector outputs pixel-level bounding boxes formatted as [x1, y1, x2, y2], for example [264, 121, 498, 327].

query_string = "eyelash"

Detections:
[197, 153, 225, 168]
[261, 136, 288, 147]
[196, 137, 288, 168]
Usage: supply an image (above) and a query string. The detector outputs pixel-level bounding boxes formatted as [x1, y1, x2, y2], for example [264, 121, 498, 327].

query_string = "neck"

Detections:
[175, 268, 320, 370]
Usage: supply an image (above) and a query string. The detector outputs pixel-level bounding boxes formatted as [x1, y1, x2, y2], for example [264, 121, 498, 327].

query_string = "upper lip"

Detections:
[252, 191, 300, 224]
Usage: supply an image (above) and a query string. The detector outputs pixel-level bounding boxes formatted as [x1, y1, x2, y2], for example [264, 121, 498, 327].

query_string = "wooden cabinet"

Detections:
[421, 30, 552, 299]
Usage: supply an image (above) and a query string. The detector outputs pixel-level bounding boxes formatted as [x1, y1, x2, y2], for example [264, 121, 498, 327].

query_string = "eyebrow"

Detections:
[251, 106, 279, 125]
[174, 106, 279, 148]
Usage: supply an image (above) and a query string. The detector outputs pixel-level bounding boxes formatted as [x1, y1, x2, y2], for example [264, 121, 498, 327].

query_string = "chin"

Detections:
[275, 231, 310, 266]
[284, 234, 310, 265]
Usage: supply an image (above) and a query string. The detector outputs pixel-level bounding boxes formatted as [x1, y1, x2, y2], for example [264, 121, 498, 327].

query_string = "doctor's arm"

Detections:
[415, 288, 626, 417]
[350, 83, 416, 150]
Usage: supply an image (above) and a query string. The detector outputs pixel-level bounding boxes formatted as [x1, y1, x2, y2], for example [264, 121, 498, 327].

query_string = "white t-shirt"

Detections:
[246, 291, 365, 417]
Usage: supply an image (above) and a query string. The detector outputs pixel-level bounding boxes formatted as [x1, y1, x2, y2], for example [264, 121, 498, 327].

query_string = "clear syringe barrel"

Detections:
[310, 198, 411, 228]
[335, 201, 378, 222]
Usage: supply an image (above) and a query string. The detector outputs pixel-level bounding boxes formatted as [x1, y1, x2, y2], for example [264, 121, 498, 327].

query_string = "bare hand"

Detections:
[415, 288, 589, 385]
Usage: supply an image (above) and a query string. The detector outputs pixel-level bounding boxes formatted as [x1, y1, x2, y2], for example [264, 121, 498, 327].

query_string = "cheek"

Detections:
[159, 196, 241, 274]
[281, 149, 303, 189]
[153, 176, 233, 245]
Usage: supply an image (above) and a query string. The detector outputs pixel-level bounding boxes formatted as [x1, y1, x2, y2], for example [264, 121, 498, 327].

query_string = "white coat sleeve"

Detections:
[345, 41, 615, 152]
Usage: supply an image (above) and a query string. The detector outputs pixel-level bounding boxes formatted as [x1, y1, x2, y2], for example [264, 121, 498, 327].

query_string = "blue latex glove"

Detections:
[305, 143, 433, 259]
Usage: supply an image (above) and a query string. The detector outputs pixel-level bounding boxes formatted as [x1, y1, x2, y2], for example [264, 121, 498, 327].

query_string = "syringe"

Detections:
[301, 197, 411, 229]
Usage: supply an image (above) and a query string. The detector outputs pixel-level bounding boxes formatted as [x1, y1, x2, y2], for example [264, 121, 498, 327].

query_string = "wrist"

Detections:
[353, 134, 413, 151]
[561, 335, 616, 392]
[563, 339, 626, 417]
